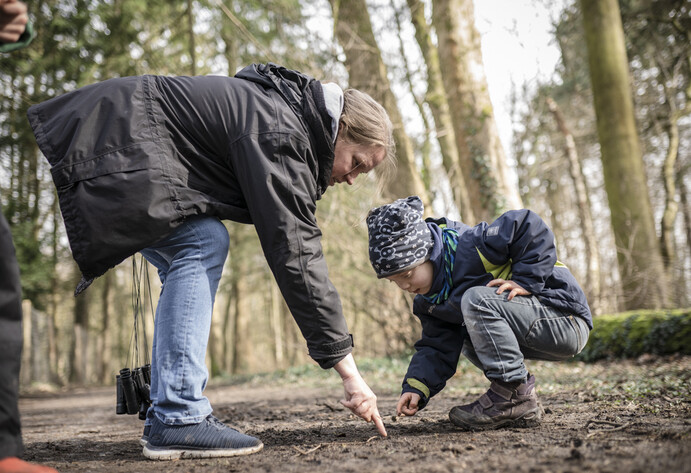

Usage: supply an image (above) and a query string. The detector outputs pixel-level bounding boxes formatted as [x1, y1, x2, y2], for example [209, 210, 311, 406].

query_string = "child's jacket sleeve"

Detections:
[401, 313, 467, 410]
[473, 209, 557, 295]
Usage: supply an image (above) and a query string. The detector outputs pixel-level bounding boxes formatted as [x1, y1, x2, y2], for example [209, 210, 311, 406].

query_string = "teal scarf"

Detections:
[423, 227, 459, 304]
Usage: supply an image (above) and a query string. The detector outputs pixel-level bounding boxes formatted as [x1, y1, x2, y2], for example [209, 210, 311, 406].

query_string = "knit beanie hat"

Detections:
[366, 195, 434, 278]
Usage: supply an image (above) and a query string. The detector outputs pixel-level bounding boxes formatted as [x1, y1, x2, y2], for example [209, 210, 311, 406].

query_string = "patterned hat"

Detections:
[366, 195, 433, 278]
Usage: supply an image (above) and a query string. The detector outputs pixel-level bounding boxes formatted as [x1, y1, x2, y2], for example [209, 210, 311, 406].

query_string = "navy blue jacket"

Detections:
[402, 209, 592, 408]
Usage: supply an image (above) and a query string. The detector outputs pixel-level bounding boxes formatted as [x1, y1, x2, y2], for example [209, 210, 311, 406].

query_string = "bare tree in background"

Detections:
[328, 0, 429, 203]
[580, 0, 670, 309]
[432, 0, 522, 222]
[406, 0, 475, 222]
[546, 97, 602, 314]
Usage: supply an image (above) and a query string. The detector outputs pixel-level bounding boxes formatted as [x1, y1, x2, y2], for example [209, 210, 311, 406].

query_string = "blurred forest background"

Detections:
[0, 0, 688, 388]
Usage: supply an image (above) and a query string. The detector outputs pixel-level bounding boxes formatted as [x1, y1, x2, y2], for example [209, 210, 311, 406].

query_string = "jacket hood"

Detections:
[235, 63, 335, 196]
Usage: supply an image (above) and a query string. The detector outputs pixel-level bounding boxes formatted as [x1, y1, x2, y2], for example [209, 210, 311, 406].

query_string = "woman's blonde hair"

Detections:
[339, 89, 397, 185]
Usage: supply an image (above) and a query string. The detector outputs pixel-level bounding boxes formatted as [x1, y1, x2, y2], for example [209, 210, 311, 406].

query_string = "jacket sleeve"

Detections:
[230, 130, 351, 369]
[402, 313, 466, 410]
[474, 209, 557, 294]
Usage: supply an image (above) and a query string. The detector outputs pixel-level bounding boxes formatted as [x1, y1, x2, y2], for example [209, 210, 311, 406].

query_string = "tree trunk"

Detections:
[406, 0, 475, 222]
[660, 118, 678, 269]
[70, 266, 90, 384]
[97, 271, 112, 383]
[431, 0, 522, 222]
[392, 2, 433, 197]
[230, 227, 252, 374]
[186, 0, 196, 76]
[546, 97, 602, 314]
[678, 170, 691, 308]
[270, 281, 284, 368]
[328, 0, 429, 203]
[580, 0, 670, 309]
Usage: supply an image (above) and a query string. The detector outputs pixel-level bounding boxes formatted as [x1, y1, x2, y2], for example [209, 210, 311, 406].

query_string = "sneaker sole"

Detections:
[449, 407, 542, 431]
[143, 442, 263, 460]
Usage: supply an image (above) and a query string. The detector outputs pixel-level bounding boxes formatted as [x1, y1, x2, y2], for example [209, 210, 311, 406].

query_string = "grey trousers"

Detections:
[460, 286, 590, 384]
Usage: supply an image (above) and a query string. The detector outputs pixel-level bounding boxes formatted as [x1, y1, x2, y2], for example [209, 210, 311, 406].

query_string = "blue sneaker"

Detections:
[143, 415, 263, 460]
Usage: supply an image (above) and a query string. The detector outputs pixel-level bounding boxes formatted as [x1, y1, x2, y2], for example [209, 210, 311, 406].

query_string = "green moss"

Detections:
[576, 308, 691, 362]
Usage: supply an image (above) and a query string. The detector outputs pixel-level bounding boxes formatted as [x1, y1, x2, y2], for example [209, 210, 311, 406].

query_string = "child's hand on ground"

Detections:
[487, 278, 531, 301]
[396, 392, 420, 417]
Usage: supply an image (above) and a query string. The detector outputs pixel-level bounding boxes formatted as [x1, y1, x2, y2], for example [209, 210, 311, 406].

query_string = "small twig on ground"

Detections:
[320, 402, 343, 412]
[366, 435, 379, 443]
[585, 419, 631, 437]
[292, 444, 323, 456]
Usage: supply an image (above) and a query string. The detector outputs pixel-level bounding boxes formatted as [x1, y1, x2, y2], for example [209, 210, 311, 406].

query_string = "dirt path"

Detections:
[19, 356, 691, 472]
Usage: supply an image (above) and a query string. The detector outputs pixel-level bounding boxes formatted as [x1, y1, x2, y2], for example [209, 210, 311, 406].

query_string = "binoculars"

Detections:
[116, 364, 151, 420]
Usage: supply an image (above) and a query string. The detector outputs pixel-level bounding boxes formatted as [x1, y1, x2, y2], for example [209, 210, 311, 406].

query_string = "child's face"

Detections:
[385, 261, 434, 295]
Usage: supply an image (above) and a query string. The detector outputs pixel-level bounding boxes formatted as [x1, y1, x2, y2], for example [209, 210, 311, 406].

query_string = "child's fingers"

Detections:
[395, 397, 407, 416]
[487, 279, 510, 293]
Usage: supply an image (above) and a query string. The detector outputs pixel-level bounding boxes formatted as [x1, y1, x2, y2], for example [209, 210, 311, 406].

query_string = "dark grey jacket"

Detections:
[27, 64, 352, 367]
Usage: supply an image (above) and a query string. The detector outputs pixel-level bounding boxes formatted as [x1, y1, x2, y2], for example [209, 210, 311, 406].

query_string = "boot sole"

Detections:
[143, 442, 264, 460]
[449, 407, 542, 431]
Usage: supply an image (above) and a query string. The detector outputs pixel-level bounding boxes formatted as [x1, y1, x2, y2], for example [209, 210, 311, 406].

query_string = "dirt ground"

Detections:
[18, 356, 691, 473]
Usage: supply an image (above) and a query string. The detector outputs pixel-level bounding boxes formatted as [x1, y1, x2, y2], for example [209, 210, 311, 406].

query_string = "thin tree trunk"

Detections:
[230, 228, 251, 374]
[328, 0, 429, 203]
[546, 97, 602, 314]
[678, 169, 691, 308]
[392, 2, 433, 196]
[186, 0, 196, 76]
[580, 0, 670, 309]
[270, 281, 284, 368]
[657, 53, 687, 275]
[98, 271, 112, 383]
[70, 265, 90, 384]
[431, 0, 522, 221]
[660, 118, 679, 269]
[221, 289, 233, 373]
[282, 302, 300, 366]
[406, 0, 475, 222]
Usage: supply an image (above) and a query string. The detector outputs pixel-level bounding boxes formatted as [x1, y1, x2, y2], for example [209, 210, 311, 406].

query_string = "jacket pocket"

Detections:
[50, 143, 152, 189]
[51, 141, 180, 280]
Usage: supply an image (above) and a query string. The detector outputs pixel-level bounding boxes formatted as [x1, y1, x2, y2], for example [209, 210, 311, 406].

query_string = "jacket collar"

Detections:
[424, 221, 446, 298]
[235, 63, 335, 197]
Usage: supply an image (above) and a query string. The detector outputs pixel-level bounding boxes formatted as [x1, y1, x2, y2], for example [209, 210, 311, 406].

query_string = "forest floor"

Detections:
[18, 355, 691, 473]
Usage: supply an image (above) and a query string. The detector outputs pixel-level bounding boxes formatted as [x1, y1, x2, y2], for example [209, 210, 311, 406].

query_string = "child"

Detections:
[366, 196, 592, 430]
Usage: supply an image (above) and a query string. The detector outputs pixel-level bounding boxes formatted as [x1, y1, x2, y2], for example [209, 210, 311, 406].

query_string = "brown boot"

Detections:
[449, 373, 542, 430]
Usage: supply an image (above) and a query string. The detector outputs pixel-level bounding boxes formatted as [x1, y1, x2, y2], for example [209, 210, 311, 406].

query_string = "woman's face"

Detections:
[330, 139, 385, 187]
[385, 261, 434, 295]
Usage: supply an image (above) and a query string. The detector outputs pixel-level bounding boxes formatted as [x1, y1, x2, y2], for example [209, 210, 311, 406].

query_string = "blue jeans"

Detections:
[140, 216, 229, 425]
[460, 286, 589, 384]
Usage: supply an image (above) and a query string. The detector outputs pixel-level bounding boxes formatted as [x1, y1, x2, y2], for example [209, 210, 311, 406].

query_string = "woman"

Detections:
[28, 63, 395, 460]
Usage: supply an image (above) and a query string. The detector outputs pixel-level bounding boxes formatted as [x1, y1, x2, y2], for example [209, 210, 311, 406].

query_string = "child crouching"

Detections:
[366, 196, 592, 430]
